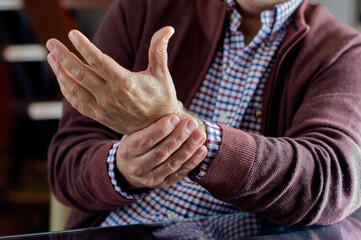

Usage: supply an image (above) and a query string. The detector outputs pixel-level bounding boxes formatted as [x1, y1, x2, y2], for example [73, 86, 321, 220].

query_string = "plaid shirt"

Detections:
[102, 0, 302, 236]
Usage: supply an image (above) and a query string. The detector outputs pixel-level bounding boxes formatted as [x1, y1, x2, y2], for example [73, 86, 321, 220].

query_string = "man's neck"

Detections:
[238, 10, 262, 45]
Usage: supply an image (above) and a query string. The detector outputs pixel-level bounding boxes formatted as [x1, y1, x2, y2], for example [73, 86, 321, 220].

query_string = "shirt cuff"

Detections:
[194, 120, 222, 179]
[107, 141, 149, 200]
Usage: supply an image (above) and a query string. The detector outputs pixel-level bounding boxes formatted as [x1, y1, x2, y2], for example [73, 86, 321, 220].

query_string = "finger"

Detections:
[152, 128, 206, 182]
[118, 115, 181, 158]
[161, 145, 207, 188]
[68, 29, 132, 83]
[141, 118, 199, 173]
[147, 26, 174, 78]
[46, 38, 105, 93]
[47, 53, 96, 116]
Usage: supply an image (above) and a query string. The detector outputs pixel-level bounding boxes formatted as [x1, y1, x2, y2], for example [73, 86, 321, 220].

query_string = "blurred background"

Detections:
[0, 0, 112, 236]
[0, 0, 360, 237]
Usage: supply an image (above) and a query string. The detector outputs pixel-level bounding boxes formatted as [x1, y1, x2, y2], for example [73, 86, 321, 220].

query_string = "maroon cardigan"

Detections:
[48, 0, 361, 229]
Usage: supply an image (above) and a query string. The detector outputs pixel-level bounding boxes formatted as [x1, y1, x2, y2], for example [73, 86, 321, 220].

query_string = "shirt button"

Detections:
[167, 211, 177, 220]
[219, 114, 228, 122]
[268, 35, 275, 45]
[253, 107, 261, 122]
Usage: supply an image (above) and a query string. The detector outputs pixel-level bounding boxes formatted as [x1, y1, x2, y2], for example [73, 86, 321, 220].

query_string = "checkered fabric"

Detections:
[101, 0, 302, 236]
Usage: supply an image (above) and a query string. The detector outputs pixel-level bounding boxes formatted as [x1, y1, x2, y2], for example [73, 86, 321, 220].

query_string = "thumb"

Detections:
[147, 26, 175, 77]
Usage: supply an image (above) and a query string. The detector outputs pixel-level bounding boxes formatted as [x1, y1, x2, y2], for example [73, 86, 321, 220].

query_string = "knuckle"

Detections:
[166, 133, 186, 152]
[87, 53, 102, 69]
[91, 104, 103, 118]
[129, 166, 143, 177]
[162, 174, 180, 188]
[70, 99, 81, 112]
[96, 94, 112, 107]
[121, 78, 135, 93]
[155, 147, 169, 160]
[158, 129, 170, 140]
[167, 157, 180, 171]
[171, 172, 182, 183]
[107, 69, 117, 83]
[137, 135, 154, 149]
[175, 133, 186, 145]
[107, 61, 121, 82]
[57, 53, 65, 63]
[71, 68, 86, 83]
[177, 150, 191, 162]
[117, 147, 128, 161]
[68, 85, 79, 98]
[142, 177, 156, 188]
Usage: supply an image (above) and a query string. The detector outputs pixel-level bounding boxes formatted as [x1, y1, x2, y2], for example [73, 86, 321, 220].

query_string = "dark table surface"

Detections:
[1, 209, 361, 240]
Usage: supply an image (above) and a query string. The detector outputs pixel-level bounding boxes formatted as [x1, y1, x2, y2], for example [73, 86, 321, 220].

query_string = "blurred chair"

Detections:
[49, 194, 71, 232]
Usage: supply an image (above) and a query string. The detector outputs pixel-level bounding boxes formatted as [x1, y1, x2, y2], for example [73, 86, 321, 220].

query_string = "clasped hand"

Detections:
[117, 115, 207, 189]
[46, 26, 184, 135]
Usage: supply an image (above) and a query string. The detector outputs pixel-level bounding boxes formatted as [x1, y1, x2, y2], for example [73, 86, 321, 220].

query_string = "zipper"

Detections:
[263, 26, 308, 136]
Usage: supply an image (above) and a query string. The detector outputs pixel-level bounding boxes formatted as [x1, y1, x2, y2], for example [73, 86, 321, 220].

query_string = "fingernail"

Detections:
[196, 148, 206, 158]
[47, 54, 56, 67]
[69, 31, 76, 43]
[193, 132, 204, 144]
[46, 41, 55, 53]
[169, 116, 180, 128]
[164, 28, 175, 42]
[186, 120, 198, 133]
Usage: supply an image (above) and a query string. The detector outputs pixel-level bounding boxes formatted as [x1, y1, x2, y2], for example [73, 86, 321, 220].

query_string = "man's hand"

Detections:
[46, 26, 186, 135]
[116, 115, 207, 189]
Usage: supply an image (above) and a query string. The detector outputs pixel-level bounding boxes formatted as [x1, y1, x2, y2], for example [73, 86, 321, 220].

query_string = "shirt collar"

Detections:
[223, 0, 303, 33]
[262, 0, 303, 32]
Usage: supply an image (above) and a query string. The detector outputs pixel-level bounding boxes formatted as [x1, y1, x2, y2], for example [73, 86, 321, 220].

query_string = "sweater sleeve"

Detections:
[192, 37, 361, 226]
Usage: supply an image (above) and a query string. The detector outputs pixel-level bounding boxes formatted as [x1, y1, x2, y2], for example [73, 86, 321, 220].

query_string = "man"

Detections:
[47, 0, 361, 234]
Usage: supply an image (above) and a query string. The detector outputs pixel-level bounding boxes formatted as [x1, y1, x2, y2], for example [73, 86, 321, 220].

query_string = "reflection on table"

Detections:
[1, 210, 361, 240]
